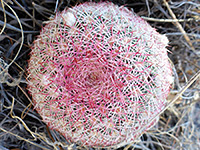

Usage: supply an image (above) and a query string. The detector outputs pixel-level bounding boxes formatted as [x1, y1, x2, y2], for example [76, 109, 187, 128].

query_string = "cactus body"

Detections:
[28, 2, 173, 148]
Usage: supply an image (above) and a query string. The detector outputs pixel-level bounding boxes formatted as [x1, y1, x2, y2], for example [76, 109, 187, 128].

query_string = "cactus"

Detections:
[27, 2, 173, 148]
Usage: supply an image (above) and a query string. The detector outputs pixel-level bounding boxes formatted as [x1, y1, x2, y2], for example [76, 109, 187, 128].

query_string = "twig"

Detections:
[12, 0, 42, 27]
[0, 1, 24, 76]
[145, 0, 151, 16]
[0, 7, 34, 29]
[9, 97, 37, 140]
[141, 16, 197, 22]
[163, 0, 195, 52]
[54, 0, 59, 13]
[0, 0, 7, 34]
[0, 20, 39, 33]
[32, 2, 55, 18]
[0, 127, 50, 150]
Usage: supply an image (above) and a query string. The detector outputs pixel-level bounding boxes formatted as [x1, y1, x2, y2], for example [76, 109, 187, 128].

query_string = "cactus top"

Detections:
[28, 2, 173, 148]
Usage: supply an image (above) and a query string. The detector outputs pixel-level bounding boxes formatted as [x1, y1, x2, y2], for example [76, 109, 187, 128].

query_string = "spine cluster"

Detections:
[28, 2, 173, 148]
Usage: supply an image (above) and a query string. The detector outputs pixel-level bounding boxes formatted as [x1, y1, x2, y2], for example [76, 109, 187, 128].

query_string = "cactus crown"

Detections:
[28, 2, 173, 148]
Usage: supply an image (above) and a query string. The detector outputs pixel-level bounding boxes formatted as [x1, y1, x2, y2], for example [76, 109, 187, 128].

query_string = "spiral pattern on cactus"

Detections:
[27, 2, 173, 148]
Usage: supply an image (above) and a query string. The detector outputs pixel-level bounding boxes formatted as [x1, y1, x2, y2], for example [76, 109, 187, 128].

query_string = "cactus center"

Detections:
[86, 71, 100, 85]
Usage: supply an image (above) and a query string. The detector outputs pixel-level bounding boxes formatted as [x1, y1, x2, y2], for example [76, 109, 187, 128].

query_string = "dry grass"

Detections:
[0, 0, 200, 150]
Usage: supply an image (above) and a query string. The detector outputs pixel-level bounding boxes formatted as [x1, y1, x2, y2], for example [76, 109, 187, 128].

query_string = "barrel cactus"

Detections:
[27, 2, 173, 148]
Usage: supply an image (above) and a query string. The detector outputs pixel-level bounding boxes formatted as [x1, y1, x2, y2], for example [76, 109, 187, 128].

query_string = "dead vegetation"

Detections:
[0, 0, 200, 150]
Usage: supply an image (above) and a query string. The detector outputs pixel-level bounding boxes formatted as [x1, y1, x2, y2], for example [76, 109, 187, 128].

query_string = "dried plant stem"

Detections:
[141, 16, 197, 22]
[0, 1, 24, 76]
[0, 0, 6, 34]
[12, 0, 42, 27]
[8, 97, 37, 140]
[0, 60, 33, 104]
[2, 98, 57, 149]
[0, 127, 49, 150]
[163, 0, 195, 52]
[46, 126, 65, 150]
[0, 20, 39, 33]
[164, 70, 200, 115]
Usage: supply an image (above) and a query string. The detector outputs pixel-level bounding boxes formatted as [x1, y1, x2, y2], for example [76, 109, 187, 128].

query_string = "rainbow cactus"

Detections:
[28, 2, 173, 148]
